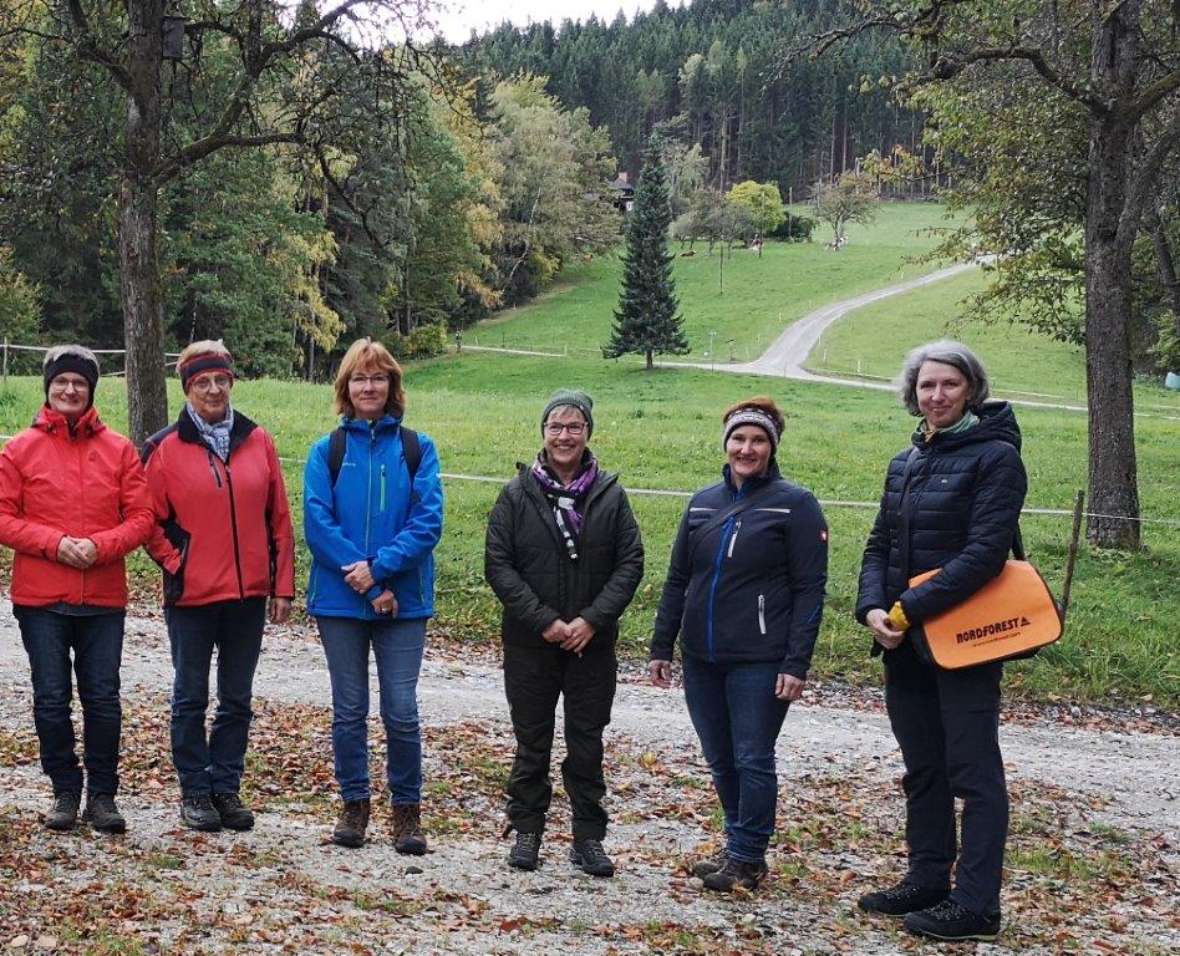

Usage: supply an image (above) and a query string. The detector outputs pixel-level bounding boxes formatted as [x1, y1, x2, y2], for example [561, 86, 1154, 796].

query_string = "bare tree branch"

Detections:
[65, 0, 132, 93]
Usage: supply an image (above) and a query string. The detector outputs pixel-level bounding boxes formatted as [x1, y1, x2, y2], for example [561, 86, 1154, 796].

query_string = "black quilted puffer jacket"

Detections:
[855, 401, 1028, 627]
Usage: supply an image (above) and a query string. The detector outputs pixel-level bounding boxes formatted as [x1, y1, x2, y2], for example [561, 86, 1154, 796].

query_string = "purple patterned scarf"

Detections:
[531, 452, 599, 560]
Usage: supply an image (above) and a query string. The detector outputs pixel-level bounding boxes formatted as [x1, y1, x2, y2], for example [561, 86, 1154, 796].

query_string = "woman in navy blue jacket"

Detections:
[649, 397, 828, 893]
[855, 341, 1026, 944]
[304, 338, 444, 852]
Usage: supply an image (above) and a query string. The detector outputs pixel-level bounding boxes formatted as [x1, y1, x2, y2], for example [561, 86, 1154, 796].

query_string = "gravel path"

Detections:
[2, 603, 1177, 954]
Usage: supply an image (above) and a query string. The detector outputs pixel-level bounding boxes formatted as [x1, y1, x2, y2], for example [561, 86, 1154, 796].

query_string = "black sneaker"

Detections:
[82, 793, 126, 834]
[858, 879, 949, 916]
[507, 831, 542, 871]
[45, 791, 81, 831]
[180, 794, 223, 832]
[211, 792, 255, 831]
[569, 839, 615, 877]
[904, 898, 1001, 942]
[702, 857, 768, 892]
[690, 847, 729, 879]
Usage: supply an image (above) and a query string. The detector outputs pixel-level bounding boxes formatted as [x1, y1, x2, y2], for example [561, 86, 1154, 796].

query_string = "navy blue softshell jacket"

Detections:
[304, 415, 444, 620]
[855, 401, 1027, 627]
[650, 465, 829, 679]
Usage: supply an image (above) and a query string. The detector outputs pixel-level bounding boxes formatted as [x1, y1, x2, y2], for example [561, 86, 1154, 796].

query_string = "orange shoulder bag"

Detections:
[897, 447, 1064, 669]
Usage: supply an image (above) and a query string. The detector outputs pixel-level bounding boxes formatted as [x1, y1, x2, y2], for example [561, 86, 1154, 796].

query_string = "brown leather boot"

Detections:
[391, 803, 427, 855]
[331, 798, 370, 848]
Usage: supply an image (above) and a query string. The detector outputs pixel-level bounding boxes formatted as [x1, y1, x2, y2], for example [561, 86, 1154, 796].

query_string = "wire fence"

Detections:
[0, 340, 183, 380]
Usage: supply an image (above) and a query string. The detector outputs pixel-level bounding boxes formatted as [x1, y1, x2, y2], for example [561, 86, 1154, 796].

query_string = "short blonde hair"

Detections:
[333, 338, 406, 418]
[177, 339, 231, 367]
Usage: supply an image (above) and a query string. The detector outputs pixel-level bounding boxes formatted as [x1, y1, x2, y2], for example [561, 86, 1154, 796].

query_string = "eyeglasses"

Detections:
[349, 374, 389, 387]
[50, 376, 90, 392]
[190, 374, 232, 392]
[545, 422, 586, 436]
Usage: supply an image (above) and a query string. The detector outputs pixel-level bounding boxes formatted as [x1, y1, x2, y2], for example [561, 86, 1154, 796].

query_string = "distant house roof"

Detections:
[610, 172, 634, 194]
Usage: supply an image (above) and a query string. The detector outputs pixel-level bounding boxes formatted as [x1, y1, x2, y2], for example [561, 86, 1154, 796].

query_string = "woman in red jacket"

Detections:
[141, 341, 295, 834]
[0, 345, 154, 834]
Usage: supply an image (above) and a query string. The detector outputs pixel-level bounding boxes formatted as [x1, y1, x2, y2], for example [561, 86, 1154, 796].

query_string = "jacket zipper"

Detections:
[380, 463, 387, 513]
[364, 430, 375, 553]
[758, 594, 767, 635]
[76, 429, 86, 605]
[727, 519, 742, 558]
[705, 515, 735, 663]
[219, 452, 246, 599]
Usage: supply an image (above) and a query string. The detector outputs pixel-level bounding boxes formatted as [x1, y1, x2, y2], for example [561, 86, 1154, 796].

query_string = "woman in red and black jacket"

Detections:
[0, 345, 154, 834]
[141, 341, 295, 834]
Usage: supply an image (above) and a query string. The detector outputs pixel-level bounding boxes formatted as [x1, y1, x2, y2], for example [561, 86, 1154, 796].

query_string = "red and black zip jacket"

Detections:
[141, 408, 295, 607]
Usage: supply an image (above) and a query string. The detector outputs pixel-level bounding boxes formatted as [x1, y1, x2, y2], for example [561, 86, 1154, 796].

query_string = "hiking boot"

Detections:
[689, 847, 729, 879]
[45, 791, 81, 831]
[391, 803, 427, 855]
[702, 856, 768, 893]
[569, 838, 615, 877]
[858, 879, 949, 916]
[507, 831, 542, 871]
[904, 898, 1001, 942]
[332, 798, 370, 848]
[180, 794, 222, 832]
[82, 793, 126, 834]
[211, 792, 255, 831]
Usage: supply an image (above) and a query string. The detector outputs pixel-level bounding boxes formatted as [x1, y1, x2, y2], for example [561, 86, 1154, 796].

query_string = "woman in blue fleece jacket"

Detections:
[303, 338, 443, 853]
[649, 396, 828, 893]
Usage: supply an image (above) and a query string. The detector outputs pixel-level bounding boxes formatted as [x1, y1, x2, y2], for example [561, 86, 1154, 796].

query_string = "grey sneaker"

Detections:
[507, 831, 542, 871]
[180, 794, 222, 832]
[211, 792, 254, 831]
[45, 791, 81, 831]
[82, 793, 126, 834]
[569, 839, 615, 877]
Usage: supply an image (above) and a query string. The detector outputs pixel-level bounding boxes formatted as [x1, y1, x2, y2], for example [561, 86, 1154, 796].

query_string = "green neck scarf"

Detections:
[919, 409, 979, 443]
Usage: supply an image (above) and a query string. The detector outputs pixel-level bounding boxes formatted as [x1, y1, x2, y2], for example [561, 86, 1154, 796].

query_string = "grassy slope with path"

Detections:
[472, 203, 956, 360]
[809, 268, 1180, 411]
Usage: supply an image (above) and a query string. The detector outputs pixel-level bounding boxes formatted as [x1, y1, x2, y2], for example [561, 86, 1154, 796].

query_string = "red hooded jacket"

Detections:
[140, 408, 295, 607]
[0, 406, 154, 608]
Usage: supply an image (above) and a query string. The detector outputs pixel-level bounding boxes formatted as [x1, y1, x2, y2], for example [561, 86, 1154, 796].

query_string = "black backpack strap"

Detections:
[400, 427, 421, 483]
[327, 427, 347, 486]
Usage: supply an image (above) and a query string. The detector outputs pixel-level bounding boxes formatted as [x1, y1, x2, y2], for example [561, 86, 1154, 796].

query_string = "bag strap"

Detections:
[691, 479, 783, 544]
[327, 425, 422, 487]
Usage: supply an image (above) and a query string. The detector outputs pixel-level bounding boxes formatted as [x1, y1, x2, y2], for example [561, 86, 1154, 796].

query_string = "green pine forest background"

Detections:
[0, 0, 922, 375]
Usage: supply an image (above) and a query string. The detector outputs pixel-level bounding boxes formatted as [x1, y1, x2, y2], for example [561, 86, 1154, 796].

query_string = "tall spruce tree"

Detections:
[604, 142, 689, 369]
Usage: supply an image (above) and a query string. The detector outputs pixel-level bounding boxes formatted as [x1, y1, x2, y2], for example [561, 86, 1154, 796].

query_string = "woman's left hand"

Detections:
[269, 597, 292, 624]
[775, 673, 805, 702]
[342, 560, 375, 593]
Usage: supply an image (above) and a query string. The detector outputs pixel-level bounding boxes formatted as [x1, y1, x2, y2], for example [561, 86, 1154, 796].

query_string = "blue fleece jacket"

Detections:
[304, 416, 443, 620]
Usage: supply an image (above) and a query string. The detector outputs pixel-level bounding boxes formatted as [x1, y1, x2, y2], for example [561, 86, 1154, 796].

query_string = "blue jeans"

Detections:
[316, 616, 427, 804]
[682, 655, 789, 864]
[16, 607, 125, 795]
[166, 598, 265, 797]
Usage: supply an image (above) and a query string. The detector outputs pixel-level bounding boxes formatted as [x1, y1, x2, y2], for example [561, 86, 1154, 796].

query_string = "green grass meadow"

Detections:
[810, 268, 1180, 412]
[472, 203, 958, 360]
[2, 201, 1177, 708]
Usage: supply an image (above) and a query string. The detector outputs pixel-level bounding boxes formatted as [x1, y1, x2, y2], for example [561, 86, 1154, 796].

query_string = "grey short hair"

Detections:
[43, 344, 100, 374]
[896, 339, 990, 416]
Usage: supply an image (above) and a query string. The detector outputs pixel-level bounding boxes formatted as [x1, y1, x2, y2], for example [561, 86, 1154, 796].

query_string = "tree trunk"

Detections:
[121, 0, 168, 446]
[1083, 9, 1141, 550]
[645, 348, 653, 370]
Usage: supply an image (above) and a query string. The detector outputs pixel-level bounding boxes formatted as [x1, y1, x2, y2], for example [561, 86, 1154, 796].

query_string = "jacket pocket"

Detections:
[757, 594, 767, 635]
[162, 523, 190, 605]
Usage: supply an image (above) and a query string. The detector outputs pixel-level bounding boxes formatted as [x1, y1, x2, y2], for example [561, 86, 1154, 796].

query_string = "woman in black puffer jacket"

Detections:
[855, 341, 1027, 944]
[649, 396, 828, 894]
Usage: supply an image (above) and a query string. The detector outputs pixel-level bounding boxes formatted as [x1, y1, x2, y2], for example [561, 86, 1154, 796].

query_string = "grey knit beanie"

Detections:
[541, 389, 594, 437]
[43, 345, 100, 411]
